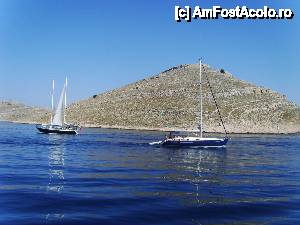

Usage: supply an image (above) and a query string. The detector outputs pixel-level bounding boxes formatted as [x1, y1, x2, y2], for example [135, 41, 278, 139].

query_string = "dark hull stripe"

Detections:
[162, 139, 228, 147]
[37, 127, 77, 135]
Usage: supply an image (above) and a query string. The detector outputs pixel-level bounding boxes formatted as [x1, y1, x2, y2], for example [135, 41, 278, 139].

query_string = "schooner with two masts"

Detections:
[36, 78, 80, 134]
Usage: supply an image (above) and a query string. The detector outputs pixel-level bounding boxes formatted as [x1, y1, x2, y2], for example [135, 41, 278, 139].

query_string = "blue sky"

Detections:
[0, 0, 299, 107]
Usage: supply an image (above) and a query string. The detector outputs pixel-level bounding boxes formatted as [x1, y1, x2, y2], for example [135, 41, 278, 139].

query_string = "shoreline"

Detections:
[1, 120, 299, 135]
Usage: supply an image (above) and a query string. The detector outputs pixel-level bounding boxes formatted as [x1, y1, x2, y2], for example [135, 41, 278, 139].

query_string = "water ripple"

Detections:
[0, 122, 300, 224]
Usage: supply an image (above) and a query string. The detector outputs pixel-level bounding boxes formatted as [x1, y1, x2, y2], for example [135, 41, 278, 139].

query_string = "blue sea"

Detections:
[0, 122, 300, 225]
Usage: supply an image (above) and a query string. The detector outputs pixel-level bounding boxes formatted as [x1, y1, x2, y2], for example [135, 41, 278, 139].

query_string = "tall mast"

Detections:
[51, 80, 55, 124]
[64, 77, 67, 124]
[199, 59, 203, 138]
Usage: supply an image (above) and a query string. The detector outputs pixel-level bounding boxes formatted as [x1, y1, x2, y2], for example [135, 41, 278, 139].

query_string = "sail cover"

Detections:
[52, 84, 66, 126]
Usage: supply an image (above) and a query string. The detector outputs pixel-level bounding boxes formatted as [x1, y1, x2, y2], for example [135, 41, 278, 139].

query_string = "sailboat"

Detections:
[151, 59, 229, 147]
[36, 78, 80, 135]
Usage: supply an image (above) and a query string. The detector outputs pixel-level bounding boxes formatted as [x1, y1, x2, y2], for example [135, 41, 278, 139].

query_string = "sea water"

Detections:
[0, 121, 300, 225]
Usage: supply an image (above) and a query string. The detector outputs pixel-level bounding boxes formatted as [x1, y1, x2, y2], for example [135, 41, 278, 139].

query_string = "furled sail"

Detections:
[52, 84, 66, 126]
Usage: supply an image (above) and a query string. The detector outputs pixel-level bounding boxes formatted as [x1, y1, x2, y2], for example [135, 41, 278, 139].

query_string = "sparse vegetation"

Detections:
[66, 64, 300, 133]
[0, 101, 49, 124]
[1, 65, 299, 134]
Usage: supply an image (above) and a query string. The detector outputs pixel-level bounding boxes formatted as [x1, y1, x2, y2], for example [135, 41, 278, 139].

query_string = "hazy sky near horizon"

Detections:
[0, 0, 299, 107]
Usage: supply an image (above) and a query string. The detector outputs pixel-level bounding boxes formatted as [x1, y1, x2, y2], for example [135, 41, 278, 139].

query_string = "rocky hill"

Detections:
[0, 101, 49, 124]
[66, 64, 300, 133]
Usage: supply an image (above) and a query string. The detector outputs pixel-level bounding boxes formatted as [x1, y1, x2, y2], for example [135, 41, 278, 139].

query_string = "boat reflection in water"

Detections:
[163, 148, 227, 205]
[45, 135, 66, 223]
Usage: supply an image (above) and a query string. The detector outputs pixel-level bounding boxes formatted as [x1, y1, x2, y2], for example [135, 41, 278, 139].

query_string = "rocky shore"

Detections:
[0, 101, 49, 124]
[67, 64, 300, 134]
[1, 64, 300, 134]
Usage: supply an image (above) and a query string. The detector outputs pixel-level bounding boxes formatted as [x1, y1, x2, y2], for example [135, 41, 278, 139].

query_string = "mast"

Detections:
[199, 59, 203, 138]
[64, 77, 67, 124]
[51, 80, 55, 124]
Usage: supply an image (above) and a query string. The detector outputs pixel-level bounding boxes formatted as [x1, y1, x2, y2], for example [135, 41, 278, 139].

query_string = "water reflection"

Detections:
[47, 136, 65, 193]
[166, 148, 227, 180]
[165, 148, 227, 204]
[45, 135, 66, 222]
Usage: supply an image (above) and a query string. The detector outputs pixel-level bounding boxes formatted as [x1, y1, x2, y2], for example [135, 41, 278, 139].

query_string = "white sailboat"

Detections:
[36, 78, 80, 134]
[151, 59, 229, 147]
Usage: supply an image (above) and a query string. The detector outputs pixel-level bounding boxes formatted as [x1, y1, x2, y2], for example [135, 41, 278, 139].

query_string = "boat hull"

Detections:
[162, 138, 228, 147]
[36, 125, 79, 135]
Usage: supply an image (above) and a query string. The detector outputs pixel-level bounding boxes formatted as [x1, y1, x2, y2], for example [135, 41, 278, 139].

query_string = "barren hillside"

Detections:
[66, 64, 300, 133]
[0, 101, 49, 124]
